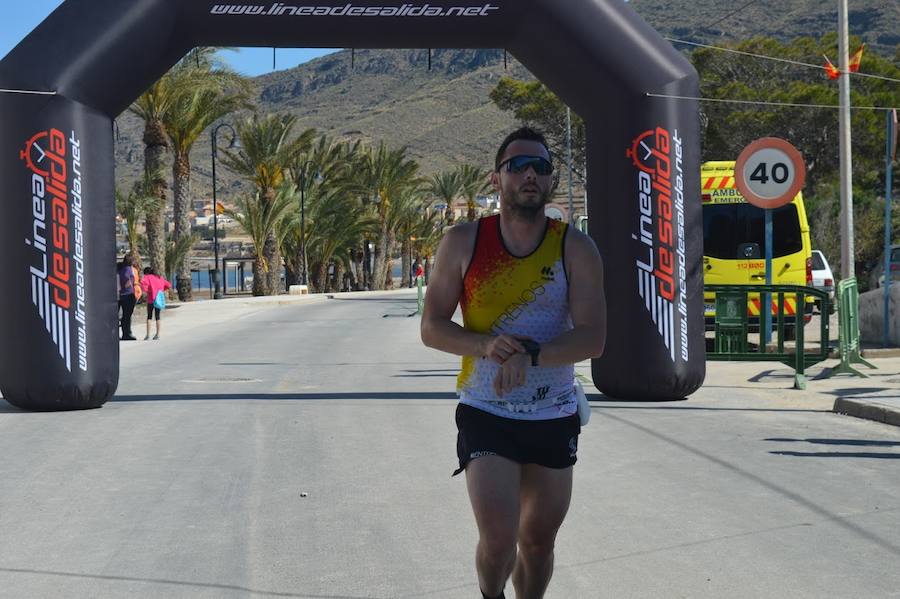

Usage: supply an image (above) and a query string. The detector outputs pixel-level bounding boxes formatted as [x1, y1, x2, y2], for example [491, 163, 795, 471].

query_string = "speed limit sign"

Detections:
[734, 138, 806, 209]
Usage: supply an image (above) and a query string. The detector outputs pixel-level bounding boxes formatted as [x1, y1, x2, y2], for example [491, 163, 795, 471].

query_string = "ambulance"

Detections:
[702, 161, 813, 338]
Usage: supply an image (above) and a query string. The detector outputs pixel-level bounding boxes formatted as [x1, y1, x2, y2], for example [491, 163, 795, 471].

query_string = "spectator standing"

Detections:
[140, 267, 172, 340]
[117, 254, 137, 340]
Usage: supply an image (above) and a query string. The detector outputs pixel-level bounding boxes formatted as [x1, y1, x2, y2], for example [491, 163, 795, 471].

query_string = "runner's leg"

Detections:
[466, 455, 521, 597]
[512, 464, 573, 599]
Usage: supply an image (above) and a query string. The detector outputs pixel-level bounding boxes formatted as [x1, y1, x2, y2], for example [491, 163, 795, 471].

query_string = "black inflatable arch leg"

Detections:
[0, 94, 118, 410]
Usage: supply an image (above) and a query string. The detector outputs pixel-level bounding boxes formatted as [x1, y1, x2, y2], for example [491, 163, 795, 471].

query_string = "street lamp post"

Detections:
[210, 123, 239, 300]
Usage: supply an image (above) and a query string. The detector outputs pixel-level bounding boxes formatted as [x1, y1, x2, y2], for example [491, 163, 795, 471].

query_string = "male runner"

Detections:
[421, 127, 607, 599]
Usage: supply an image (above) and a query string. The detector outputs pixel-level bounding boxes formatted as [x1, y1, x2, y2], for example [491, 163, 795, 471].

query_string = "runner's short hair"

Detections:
[495, 127, 552, 171]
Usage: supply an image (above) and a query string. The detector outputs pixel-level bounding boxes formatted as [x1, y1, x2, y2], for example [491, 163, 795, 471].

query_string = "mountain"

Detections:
[113, 49, 528, 201]
[631, 0, 899, 53]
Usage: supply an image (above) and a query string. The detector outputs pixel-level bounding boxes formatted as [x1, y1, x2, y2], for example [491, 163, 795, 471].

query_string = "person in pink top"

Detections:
[140, 267, 172, 340]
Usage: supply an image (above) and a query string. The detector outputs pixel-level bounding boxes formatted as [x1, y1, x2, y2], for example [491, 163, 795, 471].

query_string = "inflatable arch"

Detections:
[0, 0, 705, 410]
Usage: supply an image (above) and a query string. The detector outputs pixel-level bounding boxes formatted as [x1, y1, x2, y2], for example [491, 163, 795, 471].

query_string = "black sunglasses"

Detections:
[497, 155, 554, 176]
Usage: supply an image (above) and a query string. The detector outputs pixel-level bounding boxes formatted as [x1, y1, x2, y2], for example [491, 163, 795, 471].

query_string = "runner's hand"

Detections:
[493, 352, 529, 397]
[482, 334, 527, 364]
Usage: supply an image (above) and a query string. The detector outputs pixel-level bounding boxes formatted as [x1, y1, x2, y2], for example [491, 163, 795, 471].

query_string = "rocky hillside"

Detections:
[114, 49, 528, 200]
[631, 0, 899, 52]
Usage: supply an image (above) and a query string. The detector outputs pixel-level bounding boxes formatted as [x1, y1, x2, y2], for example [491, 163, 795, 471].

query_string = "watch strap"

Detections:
[521, 339, 540, 367]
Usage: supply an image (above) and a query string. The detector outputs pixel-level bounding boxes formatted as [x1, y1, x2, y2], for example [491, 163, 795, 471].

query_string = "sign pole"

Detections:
[884, 109, 896, 347]
[764, 209, 773, 345]
[734, 137, 806, 347]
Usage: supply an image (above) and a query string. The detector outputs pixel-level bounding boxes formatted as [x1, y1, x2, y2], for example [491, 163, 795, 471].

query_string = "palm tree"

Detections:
[164, 70, 250, 301]
[391, 186, 430, 288]
[352, 143, 421, 290]
[223, 184, 298, 296]
[220, 114, 316, 294]
[164, 232, 200, 292]
[127, 48, 235, 279]
[427, 170, 462, 227]
[115, 170, 164, 265]
[284, 136, 360, 288]
[129, 76, 180, 276]
[409, 202, 443, 284]
[457, 164, 492, 221]
[304, 186, 378, 292]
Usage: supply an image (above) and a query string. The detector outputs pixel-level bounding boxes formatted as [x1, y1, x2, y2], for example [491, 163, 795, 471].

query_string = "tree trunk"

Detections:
[372, 221, 393, 291]
[252, 257, 266, 296]
[400, 238, 410, 289]
[307, 260, 318, 292]
[263, 231, 281, 295]
[285, 263, 300, 289]
[333, 261, 346, 293]
[424, 254, 433, 285]
[353, 247, 364, 290]
[173, 151, 193, 301]
[143, 118, 169, 277]
[385, 258, 394, 289]
[316, 261, 328, 293]
[383, 235, 395, 289]
[284, 245, 301, 289]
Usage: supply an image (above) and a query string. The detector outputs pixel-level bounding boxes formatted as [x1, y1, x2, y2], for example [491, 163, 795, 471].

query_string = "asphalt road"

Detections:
[1, 290, 899, 598]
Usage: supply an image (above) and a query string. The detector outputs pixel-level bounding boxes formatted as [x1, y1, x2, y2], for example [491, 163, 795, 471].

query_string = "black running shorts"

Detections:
[453, 403, 580, 476]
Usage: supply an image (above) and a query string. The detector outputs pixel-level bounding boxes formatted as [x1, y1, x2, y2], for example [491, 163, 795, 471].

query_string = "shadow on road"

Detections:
[112, 392, 459, 402]
[770, 451, 900, 459]
[0, 566, 379, 599]
[823, 387, 897, 398]
[765, 437, 900, 458]
[765, 438, 900, 447]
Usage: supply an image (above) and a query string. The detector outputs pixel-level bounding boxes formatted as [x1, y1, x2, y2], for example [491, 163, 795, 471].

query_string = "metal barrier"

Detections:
[416, 276, 425, 315]
[705, 284, 831, 390]
[822, 278, 876, 378]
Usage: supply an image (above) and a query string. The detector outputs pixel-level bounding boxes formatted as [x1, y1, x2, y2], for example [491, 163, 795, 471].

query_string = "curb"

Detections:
[821, 347, 900, 360]
[861, 347, 900, 358]
[833, 397, 900, 428]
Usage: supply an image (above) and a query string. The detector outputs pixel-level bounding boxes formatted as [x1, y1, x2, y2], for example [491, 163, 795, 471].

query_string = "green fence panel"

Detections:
[822, 278, 876, 378]
[714, 291, 748, 353]
[416, 276, 425, 315]
[705, 284, 831, 390]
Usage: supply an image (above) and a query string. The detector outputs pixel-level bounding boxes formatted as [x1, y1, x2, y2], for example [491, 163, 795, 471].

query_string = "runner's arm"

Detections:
[529, 231, 606, 367]
[420, 226, 524, 362]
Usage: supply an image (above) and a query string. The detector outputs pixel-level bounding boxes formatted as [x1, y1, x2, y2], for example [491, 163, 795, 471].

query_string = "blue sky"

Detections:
[0, 1, 341, 77]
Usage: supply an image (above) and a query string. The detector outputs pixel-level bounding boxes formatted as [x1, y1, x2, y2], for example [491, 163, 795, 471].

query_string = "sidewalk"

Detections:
[687, 353, 900, 427]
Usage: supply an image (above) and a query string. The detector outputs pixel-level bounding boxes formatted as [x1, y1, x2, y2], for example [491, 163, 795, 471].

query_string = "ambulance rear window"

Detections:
[703, 203, 802, 259]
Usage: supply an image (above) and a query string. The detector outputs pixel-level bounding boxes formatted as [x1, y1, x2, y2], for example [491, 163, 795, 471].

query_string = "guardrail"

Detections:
[705, 284, 830, 390]
[822, 278, 876, 378]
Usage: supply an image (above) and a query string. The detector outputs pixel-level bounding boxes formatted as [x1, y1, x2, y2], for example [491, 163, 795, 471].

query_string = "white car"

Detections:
[868, 244, 900, 289]
[810, 250, 835, 310]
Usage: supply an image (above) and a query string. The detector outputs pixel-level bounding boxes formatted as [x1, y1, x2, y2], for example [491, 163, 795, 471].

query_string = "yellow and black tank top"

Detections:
[458, 215, 576, 420]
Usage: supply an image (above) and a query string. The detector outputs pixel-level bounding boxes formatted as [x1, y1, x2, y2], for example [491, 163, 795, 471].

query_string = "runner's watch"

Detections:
[521, 339, 541, 367]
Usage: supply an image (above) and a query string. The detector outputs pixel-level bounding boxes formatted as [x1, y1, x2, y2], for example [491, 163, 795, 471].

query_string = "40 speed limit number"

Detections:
[734, 138, 806, 209]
